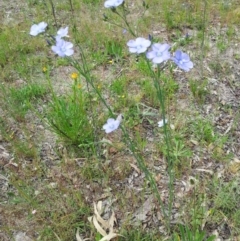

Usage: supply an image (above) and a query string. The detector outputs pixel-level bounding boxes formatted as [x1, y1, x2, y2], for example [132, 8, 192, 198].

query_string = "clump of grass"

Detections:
[45, 93, 94, 148]
[189, 79, 209, 104]
[173, 225, 216, 241]
[110, 75, 128, 96]
[158, 133, 192, 170]
[208, 178, 240, 236]
[189, 118, 216, 145]
[214, 181, 240, 213]
[105, 40, 124, 63]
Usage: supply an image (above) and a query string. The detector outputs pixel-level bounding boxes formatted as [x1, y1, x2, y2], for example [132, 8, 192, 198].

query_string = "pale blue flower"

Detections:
[146, 43, 171, 64]
[30, 22, 47, 36]
[127, 37, 151, 54]
[172, 50, 193, 72]
[104, 0, 124, 8]
[103, 114, 122, 133]
[56, 26, 69, 39]
[51, 38, 74, 57]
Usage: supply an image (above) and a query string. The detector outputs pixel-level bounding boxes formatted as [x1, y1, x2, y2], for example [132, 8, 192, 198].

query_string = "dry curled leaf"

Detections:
[76, 228, 83, 241]
[92, 215, 107, 236]
[88, 201, 122, 241]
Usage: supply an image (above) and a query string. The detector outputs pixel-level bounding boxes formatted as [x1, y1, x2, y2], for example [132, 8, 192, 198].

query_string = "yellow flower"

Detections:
[77, 84, 82, 89]
[42, 67, 47, 73]
[71, 72, 78, 80]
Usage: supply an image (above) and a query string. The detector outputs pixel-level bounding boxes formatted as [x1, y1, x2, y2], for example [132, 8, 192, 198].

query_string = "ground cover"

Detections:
[0, 0, 240, 240]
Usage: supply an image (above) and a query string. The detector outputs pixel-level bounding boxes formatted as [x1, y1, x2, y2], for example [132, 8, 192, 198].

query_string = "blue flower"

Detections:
[103, 115, 123, 133]
[51, 38, 74, 57]
[56, 26, 69, 39]
[127, 37, 151, 54]
[104, 0, 124, 8]
[172, 50, 193, 72]
[146, 43, 171, 64]
[30, 22, 47, 36]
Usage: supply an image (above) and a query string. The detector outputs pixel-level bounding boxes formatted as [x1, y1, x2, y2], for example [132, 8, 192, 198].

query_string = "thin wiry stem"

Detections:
[104, 18, 126, 32]
[71, 45, 169, 229]
[145, 59, 175, 233]
[200, 0, 208, 78]
[68, 0, 74, 14]
[49, 0, 58, 27]
[114, 8, 136, 37]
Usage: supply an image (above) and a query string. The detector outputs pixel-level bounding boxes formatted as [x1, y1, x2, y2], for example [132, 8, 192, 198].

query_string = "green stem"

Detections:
[68, 0, 74, 14]
[104, 19, 126, 31]
[49, 0, 58, 27]
[146, 60, 175, 233]
[113, 8, 136, 37]
[121, 126, 168, 224]
[71, 48, 169, 228]
[72, 52, 113, 116]
[200, 0, 207, 78]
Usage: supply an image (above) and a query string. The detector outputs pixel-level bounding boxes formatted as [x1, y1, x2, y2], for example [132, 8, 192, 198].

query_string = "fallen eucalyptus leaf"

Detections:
[88, 201, 122, 241]
[93, 215, 107, 236]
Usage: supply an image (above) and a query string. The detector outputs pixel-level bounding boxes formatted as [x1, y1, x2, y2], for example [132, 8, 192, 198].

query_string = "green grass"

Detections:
[0, 0, 239, 240]
[208, 178, 240, 236]
[1, 82, 47, 121]
[189, 78, 209, 104]
[173, 225, 216, 241]
[0, 24, 49, 81]
[45, 94, 94, 147]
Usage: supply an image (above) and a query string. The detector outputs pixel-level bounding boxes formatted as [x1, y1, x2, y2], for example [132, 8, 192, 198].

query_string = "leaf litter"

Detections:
[76, 201, 123, 241]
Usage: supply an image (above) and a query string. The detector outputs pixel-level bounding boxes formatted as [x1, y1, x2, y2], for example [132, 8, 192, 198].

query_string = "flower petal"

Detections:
[104, 0, 123, 8]
[146, 51, 156, 59]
